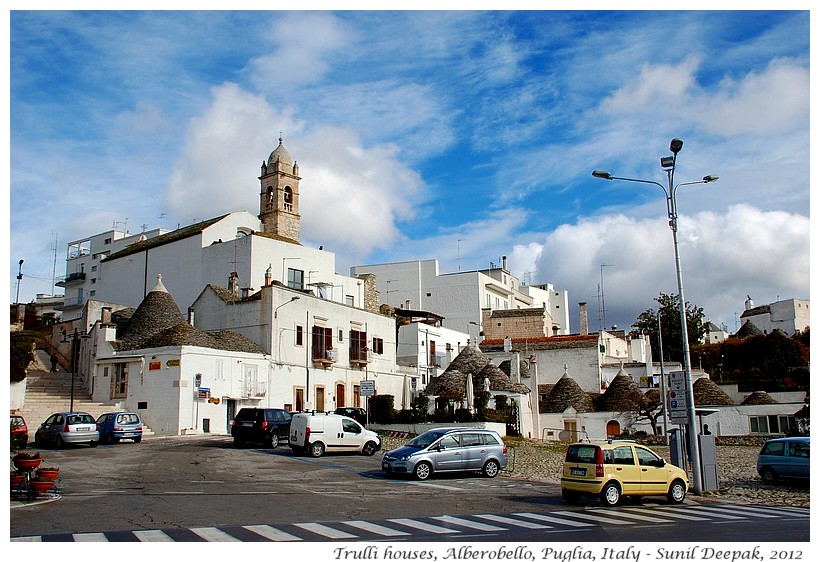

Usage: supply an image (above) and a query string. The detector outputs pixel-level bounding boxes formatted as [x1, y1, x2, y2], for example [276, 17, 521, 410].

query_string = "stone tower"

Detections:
[259, 135, 301, 242]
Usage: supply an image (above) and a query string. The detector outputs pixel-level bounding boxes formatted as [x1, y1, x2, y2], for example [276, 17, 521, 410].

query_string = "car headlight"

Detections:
[398, 454, 412, 461]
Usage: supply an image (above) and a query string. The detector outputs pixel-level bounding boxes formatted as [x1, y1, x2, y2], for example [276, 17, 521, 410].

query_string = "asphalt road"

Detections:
[10, 435, 810, 545]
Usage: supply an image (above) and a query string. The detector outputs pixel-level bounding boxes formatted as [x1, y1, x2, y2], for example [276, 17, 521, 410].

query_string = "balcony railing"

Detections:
[56, 272, 86, 287]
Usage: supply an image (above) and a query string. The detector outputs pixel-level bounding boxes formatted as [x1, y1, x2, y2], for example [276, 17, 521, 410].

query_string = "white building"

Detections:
[703, 321, 729, 344]
[350, 257, 570, 335]
[739, 296, 810, 336]
[56, 227, 169, 320]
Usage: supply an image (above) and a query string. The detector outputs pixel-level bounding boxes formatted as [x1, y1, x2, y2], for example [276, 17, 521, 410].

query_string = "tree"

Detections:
[10, 331, 42, 383]
[633, 292, 705, 364]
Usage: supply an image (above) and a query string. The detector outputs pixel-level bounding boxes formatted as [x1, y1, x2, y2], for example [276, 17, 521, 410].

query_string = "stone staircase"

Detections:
[15, 350, 154, 441]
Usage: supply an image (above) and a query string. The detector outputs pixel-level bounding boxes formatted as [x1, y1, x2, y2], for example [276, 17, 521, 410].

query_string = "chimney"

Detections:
[264, 264, 272, 287]
[405, 299, 411, 310]
[101, 306, 112, 325]
[579, 302, 588, 336]
[188, 307, 195, 326]
[502, 255, 507, 270]
[228, 272, 239, 296]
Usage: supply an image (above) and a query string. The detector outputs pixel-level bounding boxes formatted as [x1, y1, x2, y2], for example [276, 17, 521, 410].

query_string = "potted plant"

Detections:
[36, 466, 59, 480]
[13, 451, 42, 471]
[11, 471, 26, 488]
[28, 476, 55, 494]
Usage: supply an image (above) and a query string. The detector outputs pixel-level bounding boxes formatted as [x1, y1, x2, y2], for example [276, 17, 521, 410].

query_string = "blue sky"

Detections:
[7, 8, 811, 334]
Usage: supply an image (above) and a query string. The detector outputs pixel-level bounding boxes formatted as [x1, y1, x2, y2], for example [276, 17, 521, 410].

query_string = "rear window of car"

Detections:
[761, 441, 785, 456]
[117, 414, 140, 424]
[566, 444, 599, 463]
[789, 442, 809, 457]
[68, 414, 94, 424]
[235, 409, 259, 422]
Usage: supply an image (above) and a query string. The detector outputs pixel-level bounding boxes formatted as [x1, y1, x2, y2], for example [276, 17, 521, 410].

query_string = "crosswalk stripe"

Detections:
[514, 512, 595, 527]
[551, 510, 634, 525]
[133, 529, 175, 542]
[10, 536, 41, 542]
[594, 510, 676, 523]
[680, 506, 746, 520]
[388, 518, 460, 534]
[243, 525, 303, 541]
[294, 522, 358, 539]
[474, 514, 551, 529]
[635, 507, 710, 521]
[432, 515, 506, 531]
[342, 520, 411, 537]
[703, 505, 779, 519]
[190, 527, 241, 541]
[414, 482, 465, 491]
[73, 533, 109, 541]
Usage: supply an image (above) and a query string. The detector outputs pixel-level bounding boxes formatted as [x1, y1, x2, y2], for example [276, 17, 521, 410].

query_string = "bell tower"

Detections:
[259, 135, 301, 242]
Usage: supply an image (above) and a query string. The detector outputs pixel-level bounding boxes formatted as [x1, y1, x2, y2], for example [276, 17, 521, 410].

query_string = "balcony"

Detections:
[56, 272, 86, 287]
[312, 349, 336, 369]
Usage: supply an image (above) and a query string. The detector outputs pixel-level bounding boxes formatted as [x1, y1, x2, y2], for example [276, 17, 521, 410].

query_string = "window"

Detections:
[312, 326, 333, 360]
[287, 268, 304, 290]
[346, 295, 354, 307]
[104, 238, 112, 244]
[284, 186, 293, 211]
[613, 446, 635, 465]
[428, 340, 435, 365]
[295, 325, 303, 346]
[350, 330, 367, 362]
[338, 329, 344, 342]
[750, 415, 796, 434]
[372, 337, 384, 355]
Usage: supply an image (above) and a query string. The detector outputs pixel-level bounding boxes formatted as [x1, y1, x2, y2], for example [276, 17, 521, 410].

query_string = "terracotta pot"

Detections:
[29, 480, 54, 494]
[13, 458, 42, 471]
[37, 469, 59, 480]
[11, 474, 26, 487]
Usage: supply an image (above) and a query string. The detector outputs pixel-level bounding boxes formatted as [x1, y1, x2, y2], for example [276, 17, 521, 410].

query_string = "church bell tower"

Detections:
[259, 135, 301, 242]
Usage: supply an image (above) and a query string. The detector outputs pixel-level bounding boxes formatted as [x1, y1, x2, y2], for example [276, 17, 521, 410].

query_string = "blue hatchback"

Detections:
[96, 412, 143, 444]
[756, 436, 809, 484]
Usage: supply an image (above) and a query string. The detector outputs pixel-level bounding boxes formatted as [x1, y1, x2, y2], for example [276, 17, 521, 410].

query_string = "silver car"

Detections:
[35, 412, 100, 448]
[381, 427, 507, 481]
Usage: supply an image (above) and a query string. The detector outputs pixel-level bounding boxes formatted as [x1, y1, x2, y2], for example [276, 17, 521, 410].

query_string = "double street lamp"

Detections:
[61, 328, 90, 413]
[592, 138, 718, 495]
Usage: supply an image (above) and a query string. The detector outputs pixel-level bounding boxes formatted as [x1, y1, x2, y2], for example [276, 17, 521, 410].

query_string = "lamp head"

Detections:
[592, 170, 612, 180]
[702, 174, 719, 183]
[669, 138, 683, 154]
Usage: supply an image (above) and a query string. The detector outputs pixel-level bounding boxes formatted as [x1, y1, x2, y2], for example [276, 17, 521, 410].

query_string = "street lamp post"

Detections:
[61, 328, 90, 413]
[592, 138, 718, 495]
[15, 259, 24, 305]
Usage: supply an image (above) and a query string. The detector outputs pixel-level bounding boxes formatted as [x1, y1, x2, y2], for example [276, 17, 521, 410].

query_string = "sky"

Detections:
[7, 7, 812, 335]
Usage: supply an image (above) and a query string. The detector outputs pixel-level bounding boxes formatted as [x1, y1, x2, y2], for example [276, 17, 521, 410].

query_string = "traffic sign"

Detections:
[360, 380, 375, 396]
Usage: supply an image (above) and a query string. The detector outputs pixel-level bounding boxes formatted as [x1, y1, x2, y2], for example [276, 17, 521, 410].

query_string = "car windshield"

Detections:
[406, 431, 449, 449]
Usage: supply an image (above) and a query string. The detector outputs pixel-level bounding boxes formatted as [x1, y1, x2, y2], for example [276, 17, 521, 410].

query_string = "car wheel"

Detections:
[362, 441, 377, 456]
[89, 440, 98, 448]
[562, 489, 581, 504]
[760, 467, 778, 484]
[600, 482, 621, 506]
[667, 479, 686, 504]
[103, 432, 114, 445]
[269, 433, 280, 448]
[413, 461, 433, 481]
[55, 435, 64, 449]
[133, 436, 142, 444]
[309, 441, 325, 458]
[482, 459, 500, 478]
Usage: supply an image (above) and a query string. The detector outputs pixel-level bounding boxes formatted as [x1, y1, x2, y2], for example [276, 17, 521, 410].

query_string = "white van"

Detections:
[289, 412, 381, 458]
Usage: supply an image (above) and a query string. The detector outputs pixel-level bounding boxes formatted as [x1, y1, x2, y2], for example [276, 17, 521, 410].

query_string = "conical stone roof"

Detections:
[118, 275, 185, 349]
[734, 321, 763, 339]
[545, 373, 594, 413]
[693, 377, 736, 405]
[741, 391, 778, 405]
[423, 345, 529, 397]
[596, 373, 642, 411]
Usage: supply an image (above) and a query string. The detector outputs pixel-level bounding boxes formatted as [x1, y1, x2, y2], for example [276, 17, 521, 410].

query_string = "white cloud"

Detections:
[513, 205, 809, 332]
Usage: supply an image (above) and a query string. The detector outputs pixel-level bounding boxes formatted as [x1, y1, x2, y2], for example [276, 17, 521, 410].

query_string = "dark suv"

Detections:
[334, 407, 367, 424]
[231, 408, 292, 448]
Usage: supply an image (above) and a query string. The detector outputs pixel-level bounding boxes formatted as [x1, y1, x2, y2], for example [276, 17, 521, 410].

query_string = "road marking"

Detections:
[514, 512, 595, 527]
[342, 520, 412, 537]
[633, 507, 710, 521]
[190, 527, 241, 541]
[595, 510, 676, 523]
[294, 522, 358, 539]
[474, 514, 552, 529]
[682, 506, 749, 520]
[133, 529, 175, 542]
[243, 524, 302, 541]
[73, 532, 109, 541]
[413, 482, 465, 491]
[704, 505, 780, 519]
[10, 537, 41, 542]
[388, 518, 460, 534]
[432, 515, 507, 531]
[551, 510, 634, 525]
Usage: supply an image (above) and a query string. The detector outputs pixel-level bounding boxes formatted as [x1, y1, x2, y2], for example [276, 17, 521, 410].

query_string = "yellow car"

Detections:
[560, 440, 689, 506]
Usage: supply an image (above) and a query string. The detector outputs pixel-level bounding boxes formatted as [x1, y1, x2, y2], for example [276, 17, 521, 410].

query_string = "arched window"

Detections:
[284, 186, 293, 211]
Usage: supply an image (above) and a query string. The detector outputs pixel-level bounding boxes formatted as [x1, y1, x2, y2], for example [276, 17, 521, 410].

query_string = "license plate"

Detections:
[570, 467, 586, 476]
[121, 433, 135, 437]
[76, 427, 90, 432]
[241, 422, 254, 427]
